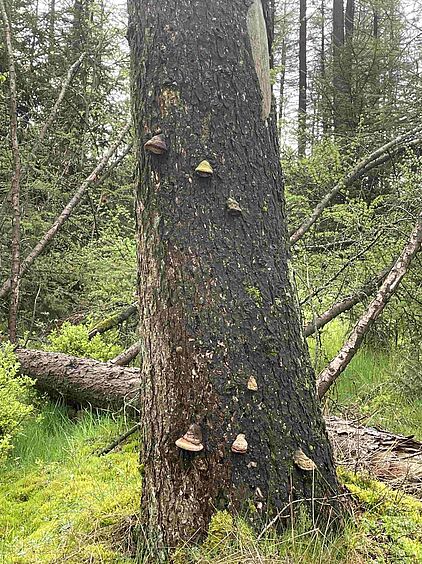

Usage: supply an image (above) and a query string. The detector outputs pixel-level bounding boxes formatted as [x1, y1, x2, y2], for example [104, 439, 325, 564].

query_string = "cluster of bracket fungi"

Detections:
[144, 135, 317, 472]
[144, 134, 243, 215]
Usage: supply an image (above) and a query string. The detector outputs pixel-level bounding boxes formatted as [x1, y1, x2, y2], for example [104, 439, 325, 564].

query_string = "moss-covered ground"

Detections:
[1, 328, 422, 563]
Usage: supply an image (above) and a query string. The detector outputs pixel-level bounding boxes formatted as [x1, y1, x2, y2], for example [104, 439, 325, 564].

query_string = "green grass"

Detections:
[0, 403, 141, 564]
[308, 320, 422, 438]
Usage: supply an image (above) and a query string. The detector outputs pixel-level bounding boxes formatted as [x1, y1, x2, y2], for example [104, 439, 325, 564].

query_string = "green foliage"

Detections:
[47, 322, 122, 361]
[0, 344, 35, 461]
[0, 404, 140, 563]
[395, 340, 422, 400]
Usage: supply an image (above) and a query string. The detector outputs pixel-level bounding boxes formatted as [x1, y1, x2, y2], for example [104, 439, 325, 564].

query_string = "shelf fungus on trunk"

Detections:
[195, 160, 213, 177]
[226, 197, 242, 215]
[293, 448, 316, 471]
[144, 134, 167, 155]
[231, 433, 248, 454]
[175, 424, 204, 452]
[247, 376, 258, 391]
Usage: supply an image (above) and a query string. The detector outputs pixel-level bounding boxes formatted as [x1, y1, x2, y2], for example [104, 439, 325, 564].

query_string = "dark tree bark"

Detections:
[298, 0, 307, 155]
[344, 0, 354, 40]
[128, 0, 339, 551]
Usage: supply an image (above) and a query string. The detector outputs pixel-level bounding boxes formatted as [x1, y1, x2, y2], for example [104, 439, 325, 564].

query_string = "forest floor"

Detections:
[1, 333, 422, 563]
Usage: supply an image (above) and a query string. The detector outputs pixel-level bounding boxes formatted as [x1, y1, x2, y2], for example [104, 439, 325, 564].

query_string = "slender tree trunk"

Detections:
[317, 211, 422, 399]
[1, 0, 21, 343]
[298, 0, 307, 155]
[128, 0, 339, 551]
[332, 0, 345, 133]
[344, 0, 354, 39]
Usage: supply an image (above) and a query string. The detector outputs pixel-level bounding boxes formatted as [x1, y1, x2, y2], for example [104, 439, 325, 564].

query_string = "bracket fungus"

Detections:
[195, 160, 213, 177]
[247, 376, 258, 391]
[231, 433, 248, 454]
[175, 424, 204, 452]
[144, 134, 167, 155]
[293, 449, 316, 471]
[226, 197, 242, 215]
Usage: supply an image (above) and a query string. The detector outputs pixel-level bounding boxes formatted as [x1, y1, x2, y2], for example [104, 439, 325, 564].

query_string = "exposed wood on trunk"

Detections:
[111, 340, 142, 366]
[290, 127, 422, 245]
[303, 265, 390, 337]
[1, 0, 22, 343]
[0, 119, 131, 300]
[317, 211, 422, 399]
[15, 347, 140, 413]
[88, 302, 138, 339]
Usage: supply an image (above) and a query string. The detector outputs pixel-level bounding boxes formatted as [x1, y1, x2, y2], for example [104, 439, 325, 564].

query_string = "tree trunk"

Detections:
[298, 0, 307, 155]
[128, 0, 339, 551]
[1, 0, 22, 343]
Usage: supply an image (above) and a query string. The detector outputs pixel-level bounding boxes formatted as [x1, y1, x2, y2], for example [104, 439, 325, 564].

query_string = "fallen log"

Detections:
[15, 347, 422, 495]
[15, 348, 140, 412]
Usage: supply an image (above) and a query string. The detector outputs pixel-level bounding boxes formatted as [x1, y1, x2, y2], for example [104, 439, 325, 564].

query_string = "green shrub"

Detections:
[47, 322, 122, 362]
[0, 343, 35, 460]
[395, 341, 422, 400]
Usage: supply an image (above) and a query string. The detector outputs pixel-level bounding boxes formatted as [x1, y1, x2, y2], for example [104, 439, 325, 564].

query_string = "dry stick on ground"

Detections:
[303, 265, 391, 337]
[98, 422, 141, 456]
[289, 127, 422, 245]
[88, 301, 138, 339]
[1, 0, 21, 342]
[0, 118, 132, 300]
[317, 210, 422, 399]
[111, 340, 142, 366]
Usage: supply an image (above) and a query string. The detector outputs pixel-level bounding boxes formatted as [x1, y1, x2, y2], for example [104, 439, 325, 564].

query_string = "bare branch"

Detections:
[303, 265, 390, 337]
[290, 127, 422, 245]
[1, 0, 21, 342]
[111, 340, 142, 366]
[317, 211, 422, 399]
[0, 118, 132, 300]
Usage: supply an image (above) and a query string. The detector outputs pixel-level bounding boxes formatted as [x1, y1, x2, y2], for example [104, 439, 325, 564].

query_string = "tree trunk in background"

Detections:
[128, 0, 339, 551]
[344, 0, 354, 39]
[298, 0, 307, 156]
[332, 0, 347, 133]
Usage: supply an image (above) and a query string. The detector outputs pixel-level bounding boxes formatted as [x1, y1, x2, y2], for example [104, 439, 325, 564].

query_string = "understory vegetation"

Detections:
[1, 331, 421, 563]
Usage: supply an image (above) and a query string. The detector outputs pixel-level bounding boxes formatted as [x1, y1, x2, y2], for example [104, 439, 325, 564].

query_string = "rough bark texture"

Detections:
[15, 348, 140, 412]
[128, 0, 339, 550]
[317, 211, 422, 399]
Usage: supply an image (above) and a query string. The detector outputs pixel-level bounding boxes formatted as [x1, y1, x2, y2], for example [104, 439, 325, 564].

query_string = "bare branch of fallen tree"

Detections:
[303, 265, 391, 337]
[111, 340, 142, 366]
[0, 118, 132, 300]
[98, 422, 141, 456]
[317, 210, 422, 399]
[290, 127, 422, 245]
[1, 0, 21, 342]
[88, 302, 138, 339]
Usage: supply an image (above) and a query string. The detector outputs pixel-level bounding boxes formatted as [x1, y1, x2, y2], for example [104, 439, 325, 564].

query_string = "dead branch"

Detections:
[88, 302, 138, 339]
[290, 127, 422, 245]
[111, 340, 142, 366]
[1, 0, 21, 342]
[303, 265, 390, 337]
[0, 118, 132, 300]
[317, 210, 422, 399]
